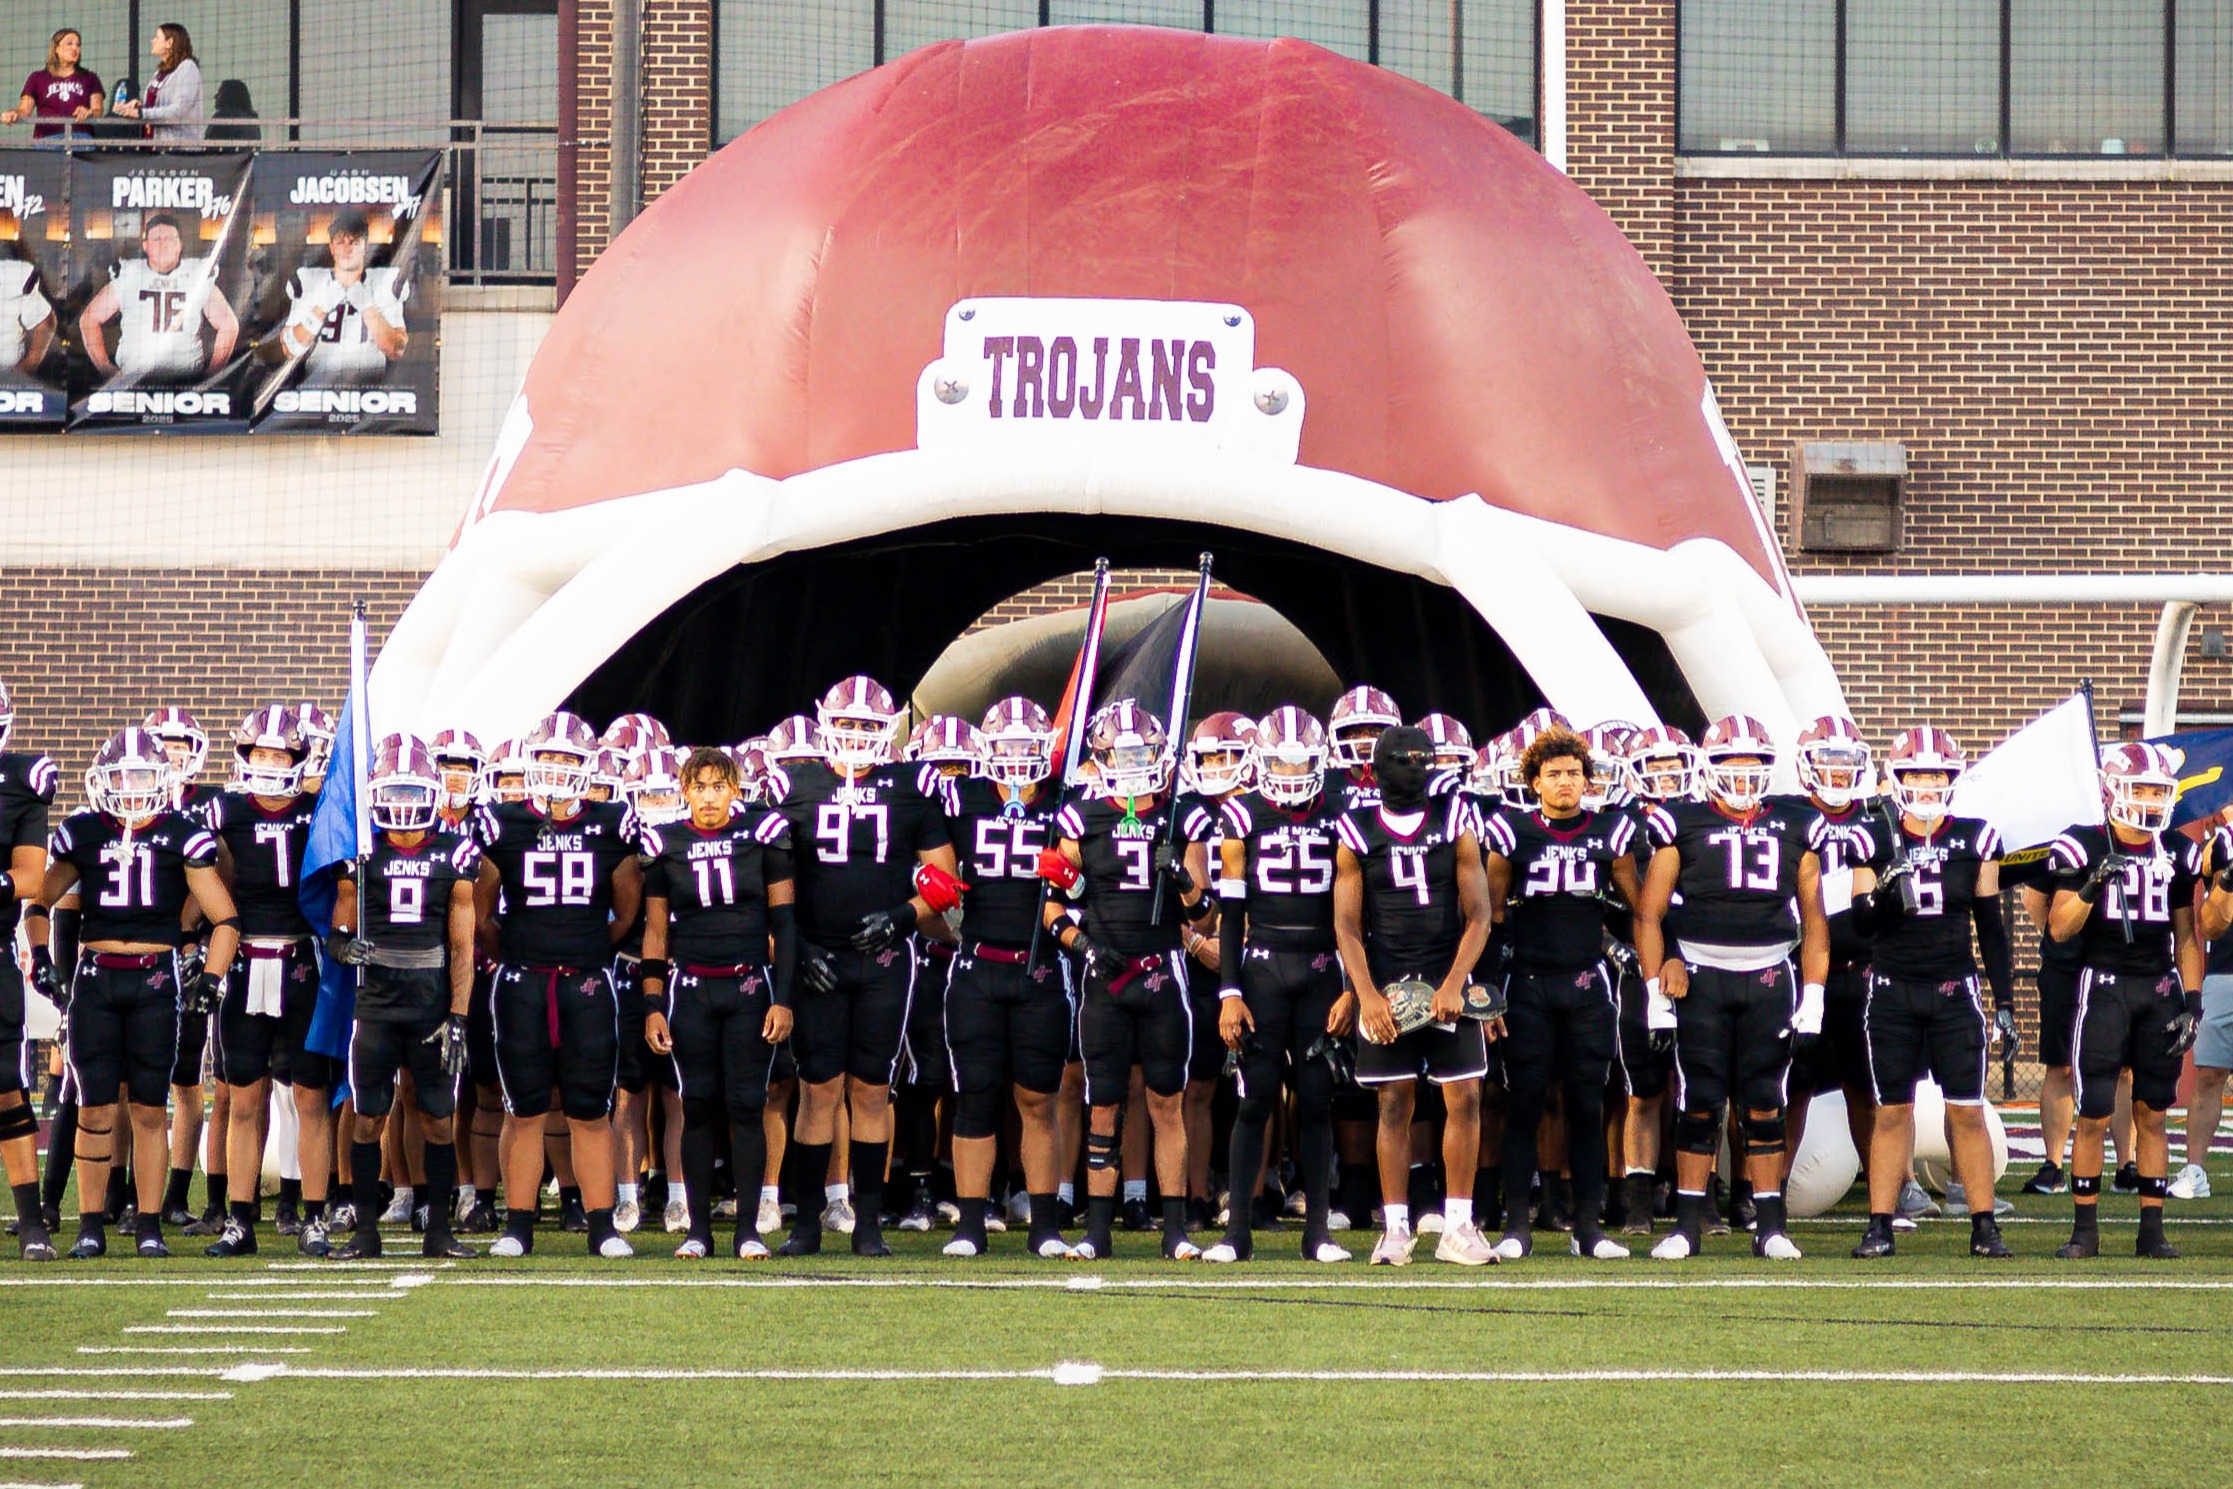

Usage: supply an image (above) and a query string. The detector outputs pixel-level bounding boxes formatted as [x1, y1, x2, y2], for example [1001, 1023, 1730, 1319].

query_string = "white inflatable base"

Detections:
[1785, 1089, 1864, 1218]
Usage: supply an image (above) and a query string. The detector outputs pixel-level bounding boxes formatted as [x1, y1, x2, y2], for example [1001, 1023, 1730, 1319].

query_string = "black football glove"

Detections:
[1602, 938, 1640, 978]
[1992, 1006, 2020, 1057]
[325, 931, 375, 966]
[1155, 845, 1202, 910]
[425, 1013, 470, 1078]
[1068, 930, 1122, 984]
[1304, 1030, 1357, 1087]
[30, 945, 66, 1009]
[179, 967, 219, 1016]
[177, 940, 208, 986]
[2167, 990, 2204, 1058]
[801, 945, 839, 996]
[1870, 858, 1913, 912]
[849, 902, 918, 955]
[2077, 852, 2126, 904]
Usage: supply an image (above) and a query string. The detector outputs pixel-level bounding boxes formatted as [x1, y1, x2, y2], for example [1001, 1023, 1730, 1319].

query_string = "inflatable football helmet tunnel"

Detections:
[373, 26, 1848, 747]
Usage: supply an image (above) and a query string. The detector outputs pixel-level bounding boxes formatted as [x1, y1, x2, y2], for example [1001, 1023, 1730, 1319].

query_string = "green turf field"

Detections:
[7, 1179, 2233, 1488]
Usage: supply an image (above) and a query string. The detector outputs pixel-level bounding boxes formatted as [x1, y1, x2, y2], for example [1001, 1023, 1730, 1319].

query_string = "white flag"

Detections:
[1949, 691, 2101, 851]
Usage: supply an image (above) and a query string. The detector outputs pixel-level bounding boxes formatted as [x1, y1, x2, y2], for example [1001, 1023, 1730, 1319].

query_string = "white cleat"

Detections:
[613, 1200, 641, 1234]
[488, 1235, 526, 1259]
[1490, 1233, 1530, 1262]
[2169, 1164, 2212, 1200]
[1166, 1238, 1203, 1262]
[984, 1209, 1007, 1234]
[1755, 1231, 1803, 1261]
[712, 1196, 739, 1220]
[673, 1236, 708, 1260]
[1434, 1219, 1496, 1266]
[1369, 1226, 1416, 1266]
[597, 1234, 636, 1260]
[1200, 1242, 1243, 1263]
[379, 1189, 414, 1226]
[1890, 1214, 1918, 1233]
[1325, 1208, 1352, 1233]
[941, 1235, 984, 1258]
[1035, 1235, 1071, 1259]
[1309, 1241, 1353, 1264]
[1417, 1211, 1445, 1235]
[1650, 1231, 1695, 1261]
[1005, 1191, 1033, 1226]
[757, 1195, 784, 1236]
[1895, 1178, 1939, 1220]
[1066, 1238, 1102, 1261]
[821, 1198, 857, 1235]
[662, 1199, 689, 1234]
[454, 1191, 477, 1226]
[1572, 1234, 1632, 1260]
[735, 1236, 771, 1260]
[935, 1199, 962, 1226]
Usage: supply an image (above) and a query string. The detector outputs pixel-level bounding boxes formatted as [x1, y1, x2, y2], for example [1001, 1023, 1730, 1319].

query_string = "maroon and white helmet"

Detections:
[1582, 720, 1640, 809]
[428, 728, 486, 812]
[522, 710, 599, 801]
[144, 706, 207, 782]
[1624, 724, 1698, 803]
[979, 696, 1055, 788]
[369, 736, 443, 833]
[1327, 684, 1401, 770]
[1466, 741, 1502, 799]
[479, 737, 529, 803]
[1088, 698, 1169, 799]
[1413, 713, 1474, 775]
[1701, 715, 1777, 810]
[1498, 716, 1567, 808]
[230, 705, 306, 796]
[587, 746, 630, 800]
[92, 727, 173, 820]
[817, 675, 902, 770]
[733, 742, 776, 804]
[1185, 710, 1257, 796]
[1796, 715, 1872, 810]
[624, 746, 688, 825]
[1516, 705, 1573, 736]
[0, 679, 13, 750]
[296, 703, 336, 787]
[600, 712, 672, 762]
[1254, 705, 1328, 808]
[2101, 740, 2182, 835]
[1884, 727, 1966, 823]
[764, 714, 821, 765]
[907, 714, 984, 773]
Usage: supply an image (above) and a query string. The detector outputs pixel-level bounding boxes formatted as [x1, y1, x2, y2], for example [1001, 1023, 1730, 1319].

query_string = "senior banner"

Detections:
[0, 149, 69, 426]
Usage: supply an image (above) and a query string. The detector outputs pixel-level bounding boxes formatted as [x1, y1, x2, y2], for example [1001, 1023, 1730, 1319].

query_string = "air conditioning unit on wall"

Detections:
[1792, 440, 1906, 554]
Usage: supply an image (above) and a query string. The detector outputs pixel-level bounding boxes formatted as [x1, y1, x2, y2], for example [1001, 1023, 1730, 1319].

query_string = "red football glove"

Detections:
[913, 862, 970, 914]
[1035, 846, 1081, 891]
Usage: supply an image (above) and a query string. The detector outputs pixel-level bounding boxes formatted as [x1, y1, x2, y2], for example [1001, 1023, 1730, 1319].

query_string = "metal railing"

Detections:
[14, 117, 560, 288]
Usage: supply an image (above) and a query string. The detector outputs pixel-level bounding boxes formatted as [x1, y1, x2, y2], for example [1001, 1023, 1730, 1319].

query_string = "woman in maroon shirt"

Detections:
[2, 29, 105, 140]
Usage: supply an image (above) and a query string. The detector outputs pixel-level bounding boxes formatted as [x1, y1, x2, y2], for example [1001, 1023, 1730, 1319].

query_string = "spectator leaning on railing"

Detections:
[1, 28, 106, 141]
[113, 22, 202, 143]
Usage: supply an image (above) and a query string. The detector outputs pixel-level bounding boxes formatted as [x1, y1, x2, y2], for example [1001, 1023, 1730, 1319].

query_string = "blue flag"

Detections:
[299, 687, 363, 1069]
[2147, 725, 2233, 830]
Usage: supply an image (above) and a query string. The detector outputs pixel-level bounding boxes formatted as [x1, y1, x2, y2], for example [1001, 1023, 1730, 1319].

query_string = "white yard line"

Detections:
[401, 1273, 2233, 1292]
[262, 1261, 453, 1272]
[163, 1310, 375, 1319]
[0, 1392, 228, 1403]
[0, 1478, 87, 1489]
[75, 1348, 313, 1357]
[0, 1419, 191, 1431]
[0, 1450, 129, 1462]
[121, 1326, 347, 1336]
[201, 1292, 393, 1303]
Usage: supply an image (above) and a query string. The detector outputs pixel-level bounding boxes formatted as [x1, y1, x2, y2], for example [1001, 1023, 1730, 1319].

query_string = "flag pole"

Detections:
[1028, 560, 1112, 977]
[1148, 552, 1215, 924]
[350, 600, 373, 981]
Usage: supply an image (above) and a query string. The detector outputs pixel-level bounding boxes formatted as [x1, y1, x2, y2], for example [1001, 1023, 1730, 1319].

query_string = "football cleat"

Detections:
[1890, 1214, 1918, 1233]
[329, 1234, 384, 1261]
[941, 1235, 984, 1258]
[1308, 1240, 1353, 1264]
[488, 1234, 527, 1259]
[2111, 1162, 2141, 1195]
[1754, 1231, 1802, 1261]
[1851, 1224, 1896, 1260]
[673, 1236, 709, 1260]
[757, 1194, 784, 1237]
[463, 1200, 498, 1234]
[296, 1221, 331, 1258]
[2021, 1160, 2068, 1196]
[935, 1198, 962, 1226]
[203, 1220, 259, 1258]
[664, 1199, 691, 1234]
[161, 1204, 196, 1229]
[1895, 1179, 1938, 1220]
[1571, 1234, 1631, 1261]
[1969, 1222, 2013, 1259]
[328, 1202, 359, 1233]
[1416, 1210, 1445, 1235]
[2054, 1233, 2099, 1260]
[1164, 1236, 1203, 1262]
[273, 1201, 303, 1236]
[411, 1204, 431, 1235]
[137, 1234, 173, 1259]
[898, 1195, 937, 1233]
[1649, 1231, 1696, 1261]
[2169, 1164, 2212, 1200]
[561, 1195, 591, 1233]
[613, 1199, 641, 1234]
[596, 1234, 635, 1260]
[1434, 1220, 1496, 1266]
[422, 1234, 476, 1260]
[736, 1235, 771, 1260]
[1368, 1226, 1416, 1266]
[712, 1195, 739, 1221]
[1490, 1231, 1531, 1262]
[1325, 1207, 1352, 1233]
[775, 1231, 822, 1257]
[379, 1189, 415, 1225]
[2135, 1230, 2181, 1261]
[19, 1233, 58, 1262]
[1005, 1190, 1033, 1227]
[68, 1230, 107, 1260]
[1119, 1197, 1154, 1232]
[1200, 1241, 1247, 1264]
[821, 1197, 857, 1235]
[852, 1232, 893, 1258]
[984, 1208, 1007, 1234]
[1067, 1235, 1109, 1261]
[1034, 1234, 1071, 1260]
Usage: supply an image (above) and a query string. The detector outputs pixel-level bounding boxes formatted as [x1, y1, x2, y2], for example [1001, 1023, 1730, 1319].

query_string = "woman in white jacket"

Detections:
[113, 22, 201, 142]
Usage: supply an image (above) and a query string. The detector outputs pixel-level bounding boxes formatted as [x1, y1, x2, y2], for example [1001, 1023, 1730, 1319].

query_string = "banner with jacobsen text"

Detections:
[0, 147, 443, 434]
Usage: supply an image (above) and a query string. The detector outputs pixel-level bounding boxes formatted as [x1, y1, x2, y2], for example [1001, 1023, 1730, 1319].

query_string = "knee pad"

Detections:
[1085, 1129, 1120, 1173]
[682, 1098, 723, 1130]
[953, 1086, 1004, 1142]
[1233, 1095, 1275, 1129]
[0, 1096, 36, 1144]
[1739, 1110, 1785, 1156]
[1674, 1109, 1719, 1157]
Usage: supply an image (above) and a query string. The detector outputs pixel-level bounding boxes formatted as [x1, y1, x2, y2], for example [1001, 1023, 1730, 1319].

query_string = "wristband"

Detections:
[1217, 878, 1246, 900]
[638, 957, 670, 988]
[1218, 987, 1245, 1002]
[1803, 981, 1825, 1003]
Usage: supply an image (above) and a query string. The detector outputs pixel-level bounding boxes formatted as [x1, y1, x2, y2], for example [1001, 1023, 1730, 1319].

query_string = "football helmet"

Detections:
[1465, 742, 1501, 799]
[1088, 698, 1169, 800]
[1516, 705, 1574, 736]
[1795, 715, 1872, 810]
[979, 697, 1056, 788]
[92, 728, 172, 821]
[1624, 725, 1698, 804]
[764, 713, 822, 765]
[479, 737, 529, 804]
[1414, 713, 1475, 776]
[0, 678, 12, 750]
[428, 729, 486, 812]
[908, 715, 984, 775]
[1884, 727, 1965, 824]
[587, 746, 629, 802]
[1700, 715, 1777, 811]
[734, 742, 775, 805]
[1327, 685, 1401, 771]
[297, 703, 336, 789]
[817, 675, 902, 771]
[2101, 740, 2182, 835]
[144, 706, 207, 783]
[369, 736, 443, 833]
[625, 747, 688, 826]
[1185, 710, 1257, 797]
[230, 705, 307, 797]
[600, 712, 672, 763]
[522, 710, 599, 802]
[1254, 705, 1328, 808]
[1582, 721, 1640, 810]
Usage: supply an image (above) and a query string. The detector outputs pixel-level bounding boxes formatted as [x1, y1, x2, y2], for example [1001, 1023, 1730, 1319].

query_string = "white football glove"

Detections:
[1645, 982, 1677, 1032]
[1792, 980, 1826, 1038]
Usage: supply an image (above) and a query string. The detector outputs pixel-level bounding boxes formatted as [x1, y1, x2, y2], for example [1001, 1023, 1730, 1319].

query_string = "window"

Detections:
[2011, 1, 2165, 155]
[1844, 0, 2000, 155]
[1215, 0, 1372, 62]
[298, 0, 453, 141]
[1380, 0, 1536, 143]
[2177, 0, 2233, 156]
[885, 1, 1042, 60]
[1678, 0, 1837, 153]
[715, 0, 874, 145]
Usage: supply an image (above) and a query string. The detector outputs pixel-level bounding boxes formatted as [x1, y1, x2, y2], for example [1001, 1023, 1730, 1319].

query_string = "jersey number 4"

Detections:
[1706, 828, 1780, 891]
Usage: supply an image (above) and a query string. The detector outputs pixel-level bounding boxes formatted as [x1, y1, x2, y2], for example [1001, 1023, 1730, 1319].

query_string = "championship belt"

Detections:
[1459, 980, 1507, 1022]
[1381, 977, 1438, 1037]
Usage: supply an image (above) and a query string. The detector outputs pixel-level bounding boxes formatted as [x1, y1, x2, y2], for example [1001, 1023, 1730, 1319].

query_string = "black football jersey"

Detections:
[473, 799, 638, 967]
[2046, 823, 2202, 978]
[773, 759, 952, 946]
[1645, 798, 1829, 951]
[1175, 791, 1227, 853]
[1334, 793, 1477, 982]
[1599, 801, 1652, 948]
[1221, 789, 1343, 947]
[1337, 771, 1379, 814]
[641, 809, 792, 965]
[173, 781, 220, 827]
[0, 750, 57, 934]
[206, 792, 317, 938]
[1862, 815, 2001, 980]
[342, 830, 481, 954]
[1057, 794, 1187, 957]
[50, 808, 217, 945]
[1481, 805, 1636, 971]
[1799, 799, 1877, 965]
[947, 776, 1062, 948]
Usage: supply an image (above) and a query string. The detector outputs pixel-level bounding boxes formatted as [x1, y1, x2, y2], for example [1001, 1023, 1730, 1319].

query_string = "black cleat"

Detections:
[202, 1220, 259, 1258]
[2111, 1162, 2141, 1195]
[273, 1202, 303, 1237]
[2055, 1232, 2099, 1260]
[462, 1200, 498, 1234]
[136, 1234, 172, 1259]
[411, 1204, 431, 1235]
[2020, 1161, 2067, 1196]
[1620, 1175, 1654, 1237]
[329, 1233, 384, 1261]
[1851, 1224, 1896, 1259]
[851, 1227, 892, 1258]
[183, 1207, 226, 1237]
[775, 1228, 823, 1258]
[423, 1233, 477, 1260]
[162, 1204, 196, 1229]
[296, 1220, 332, 1258]
[1704, 1179, 1732, 1238]
[19, 1231, 58, 1262]
[68, 1230, 107, 1260]
[1119, 1197, 1154, 1232]
[1969, 1221, 2013, 1259]
[2135, 1230, 2181, 1260]
[560, 1195, 590, 1233]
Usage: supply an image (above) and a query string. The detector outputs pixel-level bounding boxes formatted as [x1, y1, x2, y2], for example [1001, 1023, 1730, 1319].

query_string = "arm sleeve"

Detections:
[769, 898, 798, 1010]
[1972, 893, 2015, 1011]
[1217, 879, 1246, 990]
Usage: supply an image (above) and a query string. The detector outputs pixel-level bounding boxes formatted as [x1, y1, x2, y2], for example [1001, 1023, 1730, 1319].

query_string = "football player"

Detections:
[1207, 706, 1351, 1263]
[0, 683, 58, 1259]
[426, 729, 501, 1228]
[770, 677, 959, 1258]
[324, 739, 479, 1260]
[894, 715, 980, 1233]
[1481, 725, 1642, 1261]
[201, 708, 330, 1257]
[1177, 711, 1253, 1229]
[473, 711, 644, 1259]
[1334, 726, 1498, 1266]
[79, 213, 238, 381]
[144, 707, 217, 1233]
[0, 254, 56, 379]
[297, 704, 336, 795]
[614, 743, 685, 1233]
[1634, 715, 1830, 1261]
[1609, 724, 1696, 1236]
[640, 747, 796, 1259]
[1039, 699, 1214, 1260]
[31, 729, 239, 1258]
[1846, 728, 2015, 1259]
[1327, 685, 1400, 812]
[938, 698, 1070, 1258]
[2046, 743, 2215, 1259]
[281, 210, 407, 384]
